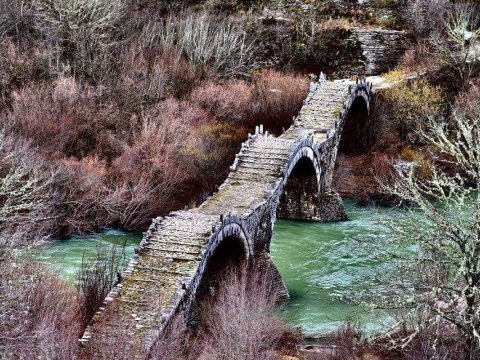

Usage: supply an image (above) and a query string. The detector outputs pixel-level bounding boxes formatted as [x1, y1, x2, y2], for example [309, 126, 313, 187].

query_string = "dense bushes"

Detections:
[0, 65, 307, 243]
[373, 77, 444, 143]
[0, 1, 310, 244]
[0, 258, 81, 359]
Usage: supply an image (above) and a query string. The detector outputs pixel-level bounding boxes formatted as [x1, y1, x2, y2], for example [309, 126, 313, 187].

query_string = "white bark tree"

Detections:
[431, 1, 480, 88]
[0, 132, 54, 247]
[367, 100, 480, 359]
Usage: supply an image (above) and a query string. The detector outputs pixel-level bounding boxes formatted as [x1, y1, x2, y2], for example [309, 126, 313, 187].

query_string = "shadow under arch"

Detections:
[190, 233, 250, 325]
[278, 153, 321, 221]
[339, 95, 371, 155]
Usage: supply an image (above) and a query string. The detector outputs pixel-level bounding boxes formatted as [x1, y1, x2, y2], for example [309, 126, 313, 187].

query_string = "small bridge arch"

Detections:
[188, 216, 251, 320]
[338, 85, 372, 155]
[278, 140, 322, 221]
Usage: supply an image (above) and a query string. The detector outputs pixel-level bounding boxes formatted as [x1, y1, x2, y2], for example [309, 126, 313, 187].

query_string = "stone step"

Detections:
[143, 250, 199, 262]
[144, 245, 201, 256]
[148, 236, 205, 248]
[235, 162, 283, 172]
[238, 154, 288, 163]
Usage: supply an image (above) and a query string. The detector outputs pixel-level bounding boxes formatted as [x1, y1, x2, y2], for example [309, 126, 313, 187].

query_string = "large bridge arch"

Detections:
[184, 216, 251, 318]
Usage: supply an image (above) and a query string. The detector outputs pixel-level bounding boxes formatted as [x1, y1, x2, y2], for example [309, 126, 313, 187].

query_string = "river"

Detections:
[33, 200, 402, 336]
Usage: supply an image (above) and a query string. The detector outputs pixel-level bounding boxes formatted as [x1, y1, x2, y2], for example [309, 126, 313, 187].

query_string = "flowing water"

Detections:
[271, 200, 404, 336]
[31, 230, 141, 282]
[32, 200, 405, 336]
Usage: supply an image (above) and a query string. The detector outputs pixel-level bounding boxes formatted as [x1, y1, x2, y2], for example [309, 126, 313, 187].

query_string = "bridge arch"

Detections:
[186, 216, 251, 319]
[278, 140, 322, 221]
[339, 87, 372, 155]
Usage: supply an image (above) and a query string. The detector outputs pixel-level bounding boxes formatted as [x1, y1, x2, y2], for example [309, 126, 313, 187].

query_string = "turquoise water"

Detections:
[31, 230, 141, 282]
[32, 201, 404, 335]
[271, 200, 402, 336]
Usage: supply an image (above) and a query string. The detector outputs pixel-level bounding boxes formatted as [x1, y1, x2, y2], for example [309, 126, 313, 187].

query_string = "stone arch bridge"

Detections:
[82, 77, 374, 357]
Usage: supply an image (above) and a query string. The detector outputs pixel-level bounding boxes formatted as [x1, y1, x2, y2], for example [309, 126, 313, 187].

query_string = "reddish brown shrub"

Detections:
[400, 40, 438, 73]
[0, 258, 81, 359]
[0, 40, 47, 109]
[110, 99, 206, 228]
[251, 70, 309, 133]
[149, 316, 200, 360]
[7, 77, 125, 162]
[198, 268, 288, 360]
[190, 80, 253, 126]
[8, 80, 77, 154]
[49, 157, 112, 237]
[453, 81, 480, 121]
[371, 152, 395, 180]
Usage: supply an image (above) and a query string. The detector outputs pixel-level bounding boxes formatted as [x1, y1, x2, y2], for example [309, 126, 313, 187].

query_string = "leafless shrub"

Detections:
[48, 157, 113, 237]
[198, 268, 288, 360]
[405, 0, 450, 38]
[110, 99, 205, 229]
[76, 242, 127, 327]
[430, 1, 480, 88]
[397, 320, 465, 360]
[32, 0, 125, 78]
[0, 258, 81, 359]
[149, 315, 199, 360]
[119, 43, 196, 102]
[0, 0, 35, 42]
[190, 80, 253, 126]
[141, 14, 254, 77]
[329, 322, 366, 360]
[251, 70, 309, 133]
[0, 132, 55, 247]
[400, 40, 438, 73]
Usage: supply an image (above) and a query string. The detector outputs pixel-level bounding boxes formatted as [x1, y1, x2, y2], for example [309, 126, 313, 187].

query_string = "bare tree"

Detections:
[431, 1, 480, 87]
[365, 90, 480, 359]
[0, 0, 35, 43]
[0, 258, 81, 359]
[198, 268, 287, 360]
[32, 0, 125, 77]
[406, 0, 450, 38]
[0, 132, 54, 247]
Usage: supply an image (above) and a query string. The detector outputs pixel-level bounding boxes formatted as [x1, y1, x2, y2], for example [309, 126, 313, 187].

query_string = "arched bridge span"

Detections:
[81, 78, 373, 357]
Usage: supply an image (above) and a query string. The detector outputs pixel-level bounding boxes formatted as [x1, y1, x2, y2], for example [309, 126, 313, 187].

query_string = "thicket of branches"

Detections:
[0, 1, 309, 246]
[356, 83, 480, 360]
